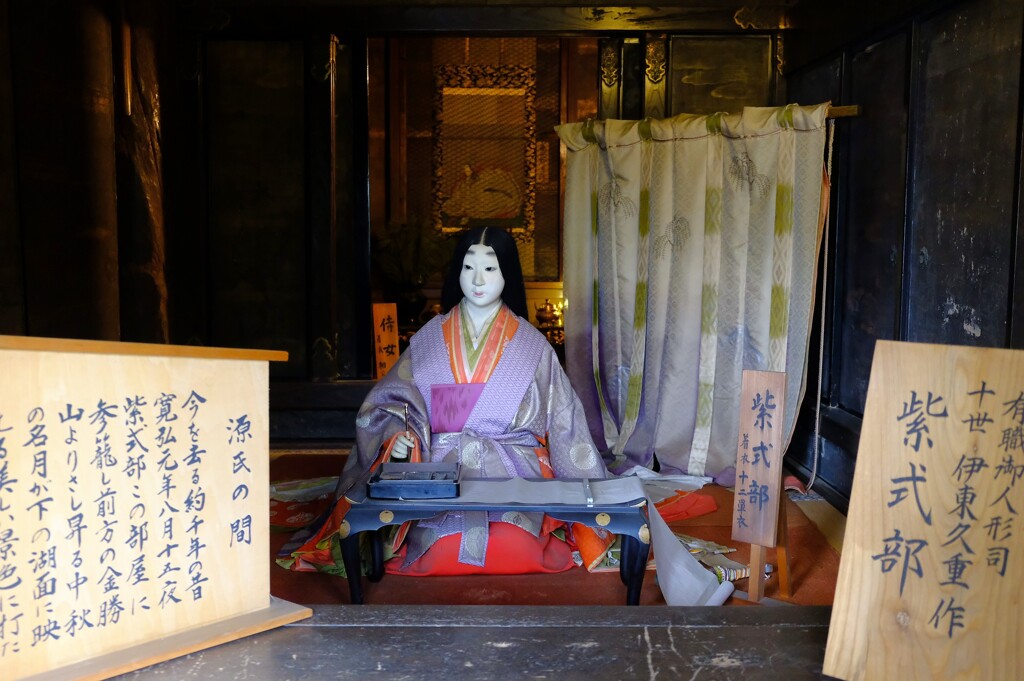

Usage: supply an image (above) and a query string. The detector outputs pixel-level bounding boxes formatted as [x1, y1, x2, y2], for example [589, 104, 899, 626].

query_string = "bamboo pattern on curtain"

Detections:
[556, 104, 829, 478]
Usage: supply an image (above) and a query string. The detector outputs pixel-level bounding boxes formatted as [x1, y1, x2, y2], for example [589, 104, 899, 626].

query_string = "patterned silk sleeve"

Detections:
[338, 351, 430, 491]
[513, 336, 609, 480]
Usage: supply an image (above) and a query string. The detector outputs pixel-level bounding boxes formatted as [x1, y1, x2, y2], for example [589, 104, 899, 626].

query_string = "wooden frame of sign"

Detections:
[824, 341, 1023, 680]
[0, 335, 312, 681]
[730, 370, 791, 602]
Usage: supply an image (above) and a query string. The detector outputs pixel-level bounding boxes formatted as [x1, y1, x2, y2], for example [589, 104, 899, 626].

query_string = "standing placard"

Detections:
[731, 370, 790, 601]
[373, 303, 400, 378]
[0, 336, 311, 681]
[824, 341, 1023, 680]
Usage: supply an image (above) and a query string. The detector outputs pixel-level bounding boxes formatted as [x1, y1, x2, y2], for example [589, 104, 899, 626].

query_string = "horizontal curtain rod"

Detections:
[826, 105, 860, 118]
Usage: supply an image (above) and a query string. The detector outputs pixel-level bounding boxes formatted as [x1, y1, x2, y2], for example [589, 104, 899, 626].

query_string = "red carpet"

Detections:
[268, 453, 839, 606]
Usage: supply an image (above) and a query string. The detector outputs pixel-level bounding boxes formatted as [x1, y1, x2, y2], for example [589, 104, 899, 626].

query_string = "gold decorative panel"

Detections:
[432, 65, 537, 242]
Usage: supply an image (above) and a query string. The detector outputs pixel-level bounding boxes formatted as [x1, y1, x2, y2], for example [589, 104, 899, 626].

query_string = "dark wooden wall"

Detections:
[0, 3, 783, 447]
[179, 32, 375, 441]
[1, 0, 121, 340]
[0, 1, 19, 336]
[785, 0, 1024, 510]
[2, 0, 1019, 506]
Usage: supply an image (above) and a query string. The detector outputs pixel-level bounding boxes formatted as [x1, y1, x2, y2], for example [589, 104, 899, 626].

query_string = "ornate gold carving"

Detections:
[379, 510, 394, 524]
[600, 44, 619, 88]
[595, 512, 611, 527]
[734, 6, 790, 30]
[645, 41, 666, 84]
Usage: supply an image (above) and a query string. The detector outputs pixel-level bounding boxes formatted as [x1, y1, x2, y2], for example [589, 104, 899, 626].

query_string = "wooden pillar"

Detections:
[115, 0, 170, 343]
[619, 37, 643, 120]
[306, 34, 340, 381]
[336, 36, 374, 378]
[10, 0, 121, 340]
[0, 0, 25, 335]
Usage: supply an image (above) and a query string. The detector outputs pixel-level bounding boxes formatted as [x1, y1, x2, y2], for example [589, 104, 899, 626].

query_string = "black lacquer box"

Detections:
[367, 462, 461, 499]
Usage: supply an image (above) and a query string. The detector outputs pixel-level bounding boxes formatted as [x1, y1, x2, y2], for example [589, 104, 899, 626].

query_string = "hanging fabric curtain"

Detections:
[556, 103, 830, 478]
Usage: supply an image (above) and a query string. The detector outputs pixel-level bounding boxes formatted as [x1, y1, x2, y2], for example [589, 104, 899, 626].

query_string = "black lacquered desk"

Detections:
[339, 476, 652, 605]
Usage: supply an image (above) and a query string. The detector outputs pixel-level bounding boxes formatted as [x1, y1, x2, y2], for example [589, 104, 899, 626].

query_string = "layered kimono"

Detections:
[283, 302, 611, 574]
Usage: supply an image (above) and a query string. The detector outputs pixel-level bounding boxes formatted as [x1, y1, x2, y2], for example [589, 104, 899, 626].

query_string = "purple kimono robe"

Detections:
[340, 305, 608, 567]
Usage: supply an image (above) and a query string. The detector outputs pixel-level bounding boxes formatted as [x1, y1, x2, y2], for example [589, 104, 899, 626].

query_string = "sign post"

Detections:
[731, 369, 791, 602]
[0, 335, 311, 681]
[824, 341, 1023, 680]
[373, 303, 400, 378]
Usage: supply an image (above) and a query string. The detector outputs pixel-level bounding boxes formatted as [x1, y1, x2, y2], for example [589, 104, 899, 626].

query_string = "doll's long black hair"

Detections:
[440, 226, 528, 320]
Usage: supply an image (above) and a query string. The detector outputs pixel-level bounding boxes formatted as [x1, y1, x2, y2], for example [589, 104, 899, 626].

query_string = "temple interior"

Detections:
[1, 0, 1022, 678]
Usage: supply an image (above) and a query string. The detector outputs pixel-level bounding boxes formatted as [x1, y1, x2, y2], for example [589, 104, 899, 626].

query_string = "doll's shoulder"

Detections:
[511, 311, 547, 341]
[408, 309, 452, 349]
[511, 314, 559, 363]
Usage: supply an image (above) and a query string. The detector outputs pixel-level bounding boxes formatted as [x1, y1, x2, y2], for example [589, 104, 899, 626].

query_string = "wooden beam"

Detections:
[208, 6, 792, 36]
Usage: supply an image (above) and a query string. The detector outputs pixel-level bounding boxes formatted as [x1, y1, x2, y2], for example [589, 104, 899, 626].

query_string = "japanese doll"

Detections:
[281, 226, 613, 575]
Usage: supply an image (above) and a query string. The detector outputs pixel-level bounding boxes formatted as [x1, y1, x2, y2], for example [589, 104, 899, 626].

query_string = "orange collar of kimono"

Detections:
[443, 302, 519, 384]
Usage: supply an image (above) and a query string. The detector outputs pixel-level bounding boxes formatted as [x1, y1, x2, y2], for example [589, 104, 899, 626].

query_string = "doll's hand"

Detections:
[390, 433, 415, 460]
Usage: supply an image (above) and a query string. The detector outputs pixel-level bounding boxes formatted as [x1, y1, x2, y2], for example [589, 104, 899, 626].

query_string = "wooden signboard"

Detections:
[824, 341, 1024, 680]
[731, 370, 787, 546]
[0, 336, 311, 680]
[373, 303, 400, 378]
[730, 370, 789, 601]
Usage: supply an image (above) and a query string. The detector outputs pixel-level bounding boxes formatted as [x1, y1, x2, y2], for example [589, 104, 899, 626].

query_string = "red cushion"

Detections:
[386, 521, 576, 576]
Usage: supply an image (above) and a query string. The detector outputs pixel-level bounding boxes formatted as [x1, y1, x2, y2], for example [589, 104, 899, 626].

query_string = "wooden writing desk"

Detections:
[339, 477, 652, 605]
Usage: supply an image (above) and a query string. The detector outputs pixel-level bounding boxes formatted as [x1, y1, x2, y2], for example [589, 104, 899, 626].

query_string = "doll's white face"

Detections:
[459, 244, 505, 312]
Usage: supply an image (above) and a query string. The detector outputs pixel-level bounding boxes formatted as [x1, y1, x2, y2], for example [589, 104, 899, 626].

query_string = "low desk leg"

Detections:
[367, 529, 385, 583]
[619, 535, 648, 606]
[340, 532, 364, 604]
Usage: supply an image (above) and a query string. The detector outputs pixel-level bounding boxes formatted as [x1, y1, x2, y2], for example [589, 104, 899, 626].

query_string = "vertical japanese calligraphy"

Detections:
[825, 341, 1024, 681]
[0, 340, 272, 679]
[372, 303, 400, 378]
[731, 370, 787, 547]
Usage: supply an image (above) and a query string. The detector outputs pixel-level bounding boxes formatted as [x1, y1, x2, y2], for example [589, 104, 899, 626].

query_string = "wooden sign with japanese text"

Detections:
[0, 336, 310, 680]
[731, 370, 787, 547]
[373, 303, 400, 378]
[824, 341, 1023, 680]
